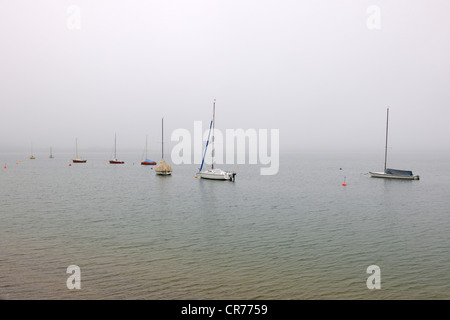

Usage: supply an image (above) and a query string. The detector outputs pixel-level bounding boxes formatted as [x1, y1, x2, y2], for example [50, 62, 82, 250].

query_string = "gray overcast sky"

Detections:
[1, 0, 449, 155]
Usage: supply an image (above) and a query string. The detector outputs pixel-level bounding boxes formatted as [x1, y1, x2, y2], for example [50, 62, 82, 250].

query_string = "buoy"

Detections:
[69, 164, 72, 166]
[342, 182, 347, 186]
[194, 175, 198, 178]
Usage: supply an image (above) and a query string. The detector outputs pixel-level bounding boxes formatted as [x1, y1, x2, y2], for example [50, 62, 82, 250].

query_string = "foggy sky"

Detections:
[1, 0, 449, 156]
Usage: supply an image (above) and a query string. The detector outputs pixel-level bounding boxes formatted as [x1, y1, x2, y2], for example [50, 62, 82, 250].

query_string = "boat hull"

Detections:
[141, 161, 156, 165]
[198, 169, 236, 181]
[369, 172, 420, 180]
[110, 160, 124, 164]
[73, 159, 87, 163]
[155, 171, 172, 175]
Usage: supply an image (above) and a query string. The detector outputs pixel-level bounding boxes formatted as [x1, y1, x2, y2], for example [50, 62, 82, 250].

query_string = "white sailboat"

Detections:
[197, 100, 236, 181]
[369, 108, 419, 180]
[155, 117, 172, 175]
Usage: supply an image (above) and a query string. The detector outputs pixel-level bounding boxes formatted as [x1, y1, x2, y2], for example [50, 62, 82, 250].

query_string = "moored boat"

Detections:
[109, 133, 124, 164]
[141, 135, 156, 165]
[155, 118, 172, 175]
[197, 100, 236, 181]
[72, 138, 87, 163]
[369, 108, 419, 180]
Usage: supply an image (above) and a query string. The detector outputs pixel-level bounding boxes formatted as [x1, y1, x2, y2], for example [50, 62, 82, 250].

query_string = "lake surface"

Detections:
[0, 151, 449, 299]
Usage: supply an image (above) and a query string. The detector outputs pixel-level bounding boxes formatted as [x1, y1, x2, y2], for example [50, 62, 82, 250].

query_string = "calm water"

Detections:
[0, 151, 449, 299]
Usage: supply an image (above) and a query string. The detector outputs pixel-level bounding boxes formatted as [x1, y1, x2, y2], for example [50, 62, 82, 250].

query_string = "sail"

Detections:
[199, 120, 213, 172]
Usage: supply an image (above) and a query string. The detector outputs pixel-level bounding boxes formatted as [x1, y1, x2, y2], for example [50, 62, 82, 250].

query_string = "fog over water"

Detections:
[1, 1, 449, 156]
[1, 1, 450, 302]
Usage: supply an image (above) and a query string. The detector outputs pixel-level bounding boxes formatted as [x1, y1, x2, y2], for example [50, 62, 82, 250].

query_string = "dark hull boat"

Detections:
[72, 139, 87, 163]
[141, 136, 156, 165]
[141, 159, 156, 165]
[109, 134, 124, 164]
[370, 169, 419, 180]
[369, 108, 419, 180]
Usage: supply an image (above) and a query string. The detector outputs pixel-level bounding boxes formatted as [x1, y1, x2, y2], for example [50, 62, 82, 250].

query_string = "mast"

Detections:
[145, 135, 148, 159]
[114, 133, 117, 159]
[384, 107, 389, 173]
[161, 118, 164, 160]
[211, 99, 215, 169]
[76, 138, 78, 158]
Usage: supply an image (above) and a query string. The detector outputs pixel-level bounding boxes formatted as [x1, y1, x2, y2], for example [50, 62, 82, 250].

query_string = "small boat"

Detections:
[141, 135, 156, 165]
[369, 108, 419, 180]
[109, 159, 124, 164]
[141, 159, 157, 165]
[197, 100, 236, 181]
[155, 118, 172, 175]
[72, 139, 87, 163]
[30, 143, 35, 159]
[49, 147, 55, 159]
[109, 133, 124, 164]
[370, 169, 419, 180]
[197, 168, 236, 181]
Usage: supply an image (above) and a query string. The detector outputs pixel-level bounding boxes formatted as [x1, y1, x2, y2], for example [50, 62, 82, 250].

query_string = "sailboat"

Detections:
[30, 143, 35, 159]
[72, 139, 87, 163]
[49, 147, 55, 159]
[141, 135, 157, 165]
[110, 133, 124, 164]
[197, 100, 236, 181]
[369, 108, 419, 180]
[155, 118, 172, 175]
